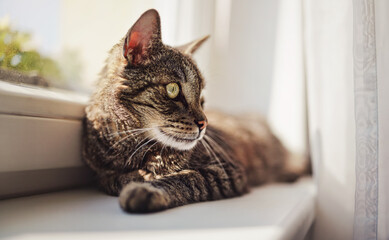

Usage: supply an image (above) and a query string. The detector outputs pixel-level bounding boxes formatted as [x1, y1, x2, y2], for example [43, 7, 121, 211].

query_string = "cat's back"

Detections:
[206, 110, 274, 146]
[205, 110, 289, 185]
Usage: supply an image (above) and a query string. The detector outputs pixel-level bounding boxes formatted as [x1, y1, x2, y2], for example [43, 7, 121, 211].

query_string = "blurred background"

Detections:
[0, 0, 307, 154]
[1, 1, 388, 239]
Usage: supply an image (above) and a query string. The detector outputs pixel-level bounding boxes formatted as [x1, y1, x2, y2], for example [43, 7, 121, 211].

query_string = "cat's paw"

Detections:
[119, 182, 169, 213]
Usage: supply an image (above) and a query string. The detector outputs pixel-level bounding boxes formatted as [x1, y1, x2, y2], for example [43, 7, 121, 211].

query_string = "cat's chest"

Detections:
[138, 147, 190, 176]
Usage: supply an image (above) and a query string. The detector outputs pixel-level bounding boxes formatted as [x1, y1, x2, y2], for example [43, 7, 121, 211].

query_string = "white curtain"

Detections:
[353, 1, 379, 239]
[305, 0, 389, 239]
[375, 1, 389, 238]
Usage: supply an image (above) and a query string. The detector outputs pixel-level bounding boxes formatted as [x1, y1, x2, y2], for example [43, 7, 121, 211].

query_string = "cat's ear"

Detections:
[123, 9, 162, 65]
[176, 35, 210, 56]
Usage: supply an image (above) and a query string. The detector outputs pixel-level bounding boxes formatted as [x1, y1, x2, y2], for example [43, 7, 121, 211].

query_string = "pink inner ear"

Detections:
[124, 31, 147, 65]
[128, 32, 141, 48]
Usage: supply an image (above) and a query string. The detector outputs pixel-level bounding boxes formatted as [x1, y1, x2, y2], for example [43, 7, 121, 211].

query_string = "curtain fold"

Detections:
[352, 0, 379, 239]
[375, 0, 389, 238]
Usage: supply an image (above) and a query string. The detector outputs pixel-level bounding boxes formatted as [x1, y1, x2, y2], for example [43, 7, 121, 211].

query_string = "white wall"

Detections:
[304, 1, 356, 239]
[207, 0, 280, 115]
[207, 0, 307, 154]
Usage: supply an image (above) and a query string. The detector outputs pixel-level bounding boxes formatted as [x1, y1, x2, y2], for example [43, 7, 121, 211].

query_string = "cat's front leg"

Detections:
[119, 165, 249, 213]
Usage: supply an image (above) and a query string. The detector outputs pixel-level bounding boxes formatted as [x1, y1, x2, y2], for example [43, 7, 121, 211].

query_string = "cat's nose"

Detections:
[195, 119, 208, 131]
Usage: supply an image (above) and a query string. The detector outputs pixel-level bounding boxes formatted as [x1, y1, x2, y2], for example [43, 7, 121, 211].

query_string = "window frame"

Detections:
[0, 80, 92, 199]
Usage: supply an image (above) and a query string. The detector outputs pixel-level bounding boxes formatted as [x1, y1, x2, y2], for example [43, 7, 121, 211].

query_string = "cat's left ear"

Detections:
[176, 35, 210, 56]
[123, 9, 162, 65]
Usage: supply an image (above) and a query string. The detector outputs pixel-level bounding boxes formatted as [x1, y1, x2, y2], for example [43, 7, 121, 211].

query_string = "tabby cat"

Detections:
[83, 9, 308, 213]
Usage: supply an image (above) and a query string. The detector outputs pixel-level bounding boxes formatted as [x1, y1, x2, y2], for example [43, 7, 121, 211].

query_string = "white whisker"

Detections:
[160, 144, 166, 157]
[201, 139, 228, 178]
[107, 128, 153, 137]
[141, 140, 158, 163]
[127, 138, 155, 165]
[204, 135, 237, 167]
[104, 130, 146, 157]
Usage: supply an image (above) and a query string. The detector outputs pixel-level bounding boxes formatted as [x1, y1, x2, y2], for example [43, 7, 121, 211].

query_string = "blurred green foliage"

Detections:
[0, 23, 62, 83]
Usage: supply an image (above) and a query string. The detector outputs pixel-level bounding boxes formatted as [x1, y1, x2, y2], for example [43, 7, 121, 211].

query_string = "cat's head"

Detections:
[109, 9, 209, 151]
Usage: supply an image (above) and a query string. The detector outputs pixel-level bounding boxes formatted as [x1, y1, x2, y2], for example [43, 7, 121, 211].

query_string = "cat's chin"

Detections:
[151, 128, 200, 151]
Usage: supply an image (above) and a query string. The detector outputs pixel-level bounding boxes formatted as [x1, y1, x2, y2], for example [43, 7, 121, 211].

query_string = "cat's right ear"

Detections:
[176, 35, 210, 56]
[123, 9, 162, 65]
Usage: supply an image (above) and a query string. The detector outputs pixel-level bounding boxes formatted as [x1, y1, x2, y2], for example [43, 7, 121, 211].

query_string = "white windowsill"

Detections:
[0, 177, 316, 240]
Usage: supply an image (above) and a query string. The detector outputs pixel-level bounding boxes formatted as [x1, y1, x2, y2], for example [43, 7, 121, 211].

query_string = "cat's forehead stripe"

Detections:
[184, 64, 203, 91]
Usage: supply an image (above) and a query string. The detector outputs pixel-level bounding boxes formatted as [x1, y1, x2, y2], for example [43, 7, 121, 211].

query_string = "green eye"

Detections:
[166, 83, 180, 99]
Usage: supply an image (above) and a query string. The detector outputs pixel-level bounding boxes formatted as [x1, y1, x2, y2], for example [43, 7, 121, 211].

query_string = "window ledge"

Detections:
[0, 177, 315, 240]
[0, 80, 88, 120]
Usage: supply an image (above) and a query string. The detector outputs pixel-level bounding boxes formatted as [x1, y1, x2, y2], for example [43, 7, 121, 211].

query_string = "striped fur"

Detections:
[82, 9, 308, 213]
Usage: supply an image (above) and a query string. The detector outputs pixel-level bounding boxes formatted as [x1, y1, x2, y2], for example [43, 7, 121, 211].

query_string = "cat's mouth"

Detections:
[152, 128, 201, 151]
